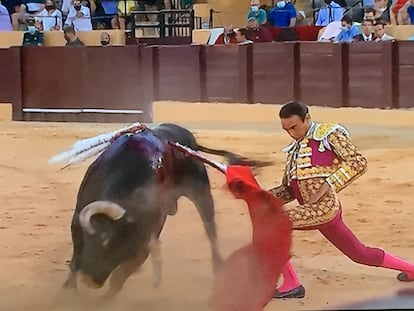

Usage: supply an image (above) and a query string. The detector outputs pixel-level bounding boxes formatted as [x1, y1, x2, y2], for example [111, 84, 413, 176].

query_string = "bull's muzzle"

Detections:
[80, 273, 103, 289]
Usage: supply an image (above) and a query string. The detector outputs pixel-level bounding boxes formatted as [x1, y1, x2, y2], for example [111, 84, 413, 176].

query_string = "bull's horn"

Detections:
[148, 234, 162, 289]
[79, 201, 126, 235]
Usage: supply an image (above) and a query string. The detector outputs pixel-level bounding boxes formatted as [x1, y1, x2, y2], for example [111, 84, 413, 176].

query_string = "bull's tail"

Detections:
[197, 145, 273, 168]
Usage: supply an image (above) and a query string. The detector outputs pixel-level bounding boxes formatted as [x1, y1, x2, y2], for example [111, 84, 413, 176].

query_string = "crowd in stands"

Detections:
[0, 0, 193, 45]
[215, 0, 414, 45]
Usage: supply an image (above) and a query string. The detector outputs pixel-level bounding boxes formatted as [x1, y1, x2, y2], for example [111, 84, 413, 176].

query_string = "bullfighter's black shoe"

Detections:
[397, 272, 414, 282]
[273, 285, 306, 299]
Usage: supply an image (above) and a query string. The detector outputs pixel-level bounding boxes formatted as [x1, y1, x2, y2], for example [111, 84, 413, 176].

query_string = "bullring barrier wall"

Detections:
[0, 41, 413, 123]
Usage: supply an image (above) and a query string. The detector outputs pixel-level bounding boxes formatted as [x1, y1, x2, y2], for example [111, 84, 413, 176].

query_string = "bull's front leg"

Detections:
[63, 221, 83, 289]
[103, 251, 150, 301]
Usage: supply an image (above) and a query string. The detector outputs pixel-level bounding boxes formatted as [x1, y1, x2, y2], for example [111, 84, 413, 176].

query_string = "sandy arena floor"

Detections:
[1, 102, 414, 310]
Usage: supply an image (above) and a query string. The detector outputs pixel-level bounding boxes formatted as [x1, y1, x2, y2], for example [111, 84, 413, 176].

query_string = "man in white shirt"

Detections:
[64, 0, 92, 31]
[35, 0, 62, 31]
[373, 19, 394, 41]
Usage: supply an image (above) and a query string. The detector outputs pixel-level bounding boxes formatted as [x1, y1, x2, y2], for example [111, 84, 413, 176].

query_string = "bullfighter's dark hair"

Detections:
[279, 101, 309, 121]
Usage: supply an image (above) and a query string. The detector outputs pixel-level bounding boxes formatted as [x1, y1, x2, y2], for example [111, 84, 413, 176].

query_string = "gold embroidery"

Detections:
[284, 178, 339, 229]
[326, 130, 368, 193]
[313, 123, 349, 141]
[296, 165, 339, 180]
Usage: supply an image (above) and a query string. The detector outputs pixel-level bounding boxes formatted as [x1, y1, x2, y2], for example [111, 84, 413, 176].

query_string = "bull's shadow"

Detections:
[55, 123, 271, 300]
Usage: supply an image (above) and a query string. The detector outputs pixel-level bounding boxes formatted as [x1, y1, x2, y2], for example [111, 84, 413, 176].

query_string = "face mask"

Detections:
[277, 1, 286, 8]
[46, 4, 56, 10]
[342, 26, 349, 31]
[74, 4, 81, 10]
[27, 25, 36, 34]
[379, 7, 386, 12]
[101, 40, 109, 46]
[251, 5, 259, 12]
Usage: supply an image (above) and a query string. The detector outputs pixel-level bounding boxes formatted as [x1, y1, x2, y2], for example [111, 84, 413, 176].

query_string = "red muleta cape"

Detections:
[209, 165, 292, 311]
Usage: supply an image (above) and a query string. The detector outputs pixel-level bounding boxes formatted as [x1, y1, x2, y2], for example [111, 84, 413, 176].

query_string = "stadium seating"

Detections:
[0, 29, 126, 48]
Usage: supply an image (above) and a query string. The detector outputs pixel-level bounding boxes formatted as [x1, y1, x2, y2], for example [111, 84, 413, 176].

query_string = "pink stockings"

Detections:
[278, 210, 414, 292]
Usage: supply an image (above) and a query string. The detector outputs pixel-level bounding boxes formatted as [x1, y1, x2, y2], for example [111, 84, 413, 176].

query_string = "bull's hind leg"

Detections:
[186, 180, 223, 271]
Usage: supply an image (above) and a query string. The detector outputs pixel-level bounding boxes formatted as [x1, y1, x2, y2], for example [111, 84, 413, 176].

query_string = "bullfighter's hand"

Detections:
[309, 182, 330, 204]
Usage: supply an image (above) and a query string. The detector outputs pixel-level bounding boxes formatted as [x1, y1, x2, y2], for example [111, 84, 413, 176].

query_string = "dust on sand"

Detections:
[1, 101, 414, 310]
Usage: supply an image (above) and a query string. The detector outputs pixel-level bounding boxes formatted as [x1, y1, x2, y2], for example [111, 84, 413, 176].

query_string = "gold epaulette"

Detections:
[312, 123, 349, 141]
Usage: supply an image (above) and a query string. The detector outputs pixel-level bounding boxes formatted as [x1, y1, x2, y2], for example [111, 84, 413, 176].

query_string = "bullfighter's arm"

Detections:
[269, 175, 296, 204]
[325, 130, 368, 193]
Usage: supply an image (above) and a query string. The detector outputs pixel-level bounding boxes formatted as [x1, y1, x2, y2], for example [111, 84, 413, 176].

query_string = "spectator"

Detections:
[317, 20, 342, 41]
[136, 0, 163, 36]
[353, 18, 375, 41]
[213, 25, 238, 45]
[363, 7, 376, 21]
[391, 0, 408, 23]
[235, 27, 254, 45]
[100, 30, 110, 45]
[11, 0, 45, 30]
[2, 0, 21, 15]
[63, 24, 84, 45]
[373, 19, 394, 40]
[398, 0, 414, 24]
[315, 0, 344, 26]
[268, 0, 297, 27]
[373, 0, 396, 24]
[335, 14, 359, 42]
[22, 16, 44, 45]
[0, 1, 12, 30]
[35, 0, 62, 31]
[247, 0, 267, 25]
[245, 16, 273, 42]
[64, 0, 92, 31]
[92, 0, 119, 29]
[115, 0, 136, 29]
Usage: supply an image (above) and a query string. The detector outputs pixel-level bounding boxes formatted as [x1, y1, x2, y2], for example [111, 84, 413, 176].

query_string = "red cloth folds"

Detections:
[209, 165, 292, 311]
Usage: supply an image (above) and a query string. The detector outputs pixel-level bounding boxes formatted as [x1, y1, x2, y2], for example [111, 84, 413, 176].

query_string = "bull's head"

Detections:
[77, 200, 162, 289]
[77, 201, 139, 288]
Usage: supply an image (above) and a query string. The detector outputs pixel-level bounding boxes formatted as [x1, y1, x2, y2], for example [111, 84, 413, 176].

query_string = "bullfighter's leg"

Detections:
[319, 210, 414, 281]
[103, 251, 150, 300]
[63, 221, 83, 289]
[186, 180, 223, 271]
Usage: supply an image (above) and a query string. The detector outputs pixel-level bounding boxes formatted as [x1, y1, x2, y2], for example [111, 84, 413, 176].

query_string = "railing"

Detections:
[129, 9, 197, 38]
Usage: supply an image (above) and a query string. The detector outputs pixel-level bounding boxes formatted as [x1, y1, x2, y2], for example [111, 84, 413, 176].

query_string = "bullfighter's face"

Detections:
[280, 114, 311, 141]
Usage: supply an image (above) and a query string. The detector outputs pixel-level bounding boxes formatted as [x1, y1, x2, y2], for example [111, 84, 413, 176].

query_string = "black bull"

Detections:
[63, 123, 267, 299]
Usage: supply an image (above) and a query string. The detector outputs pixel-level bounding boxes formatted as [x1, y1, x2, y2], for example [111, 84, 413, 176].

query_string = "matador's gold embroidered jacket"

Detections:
[270, 122, 367, 229]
